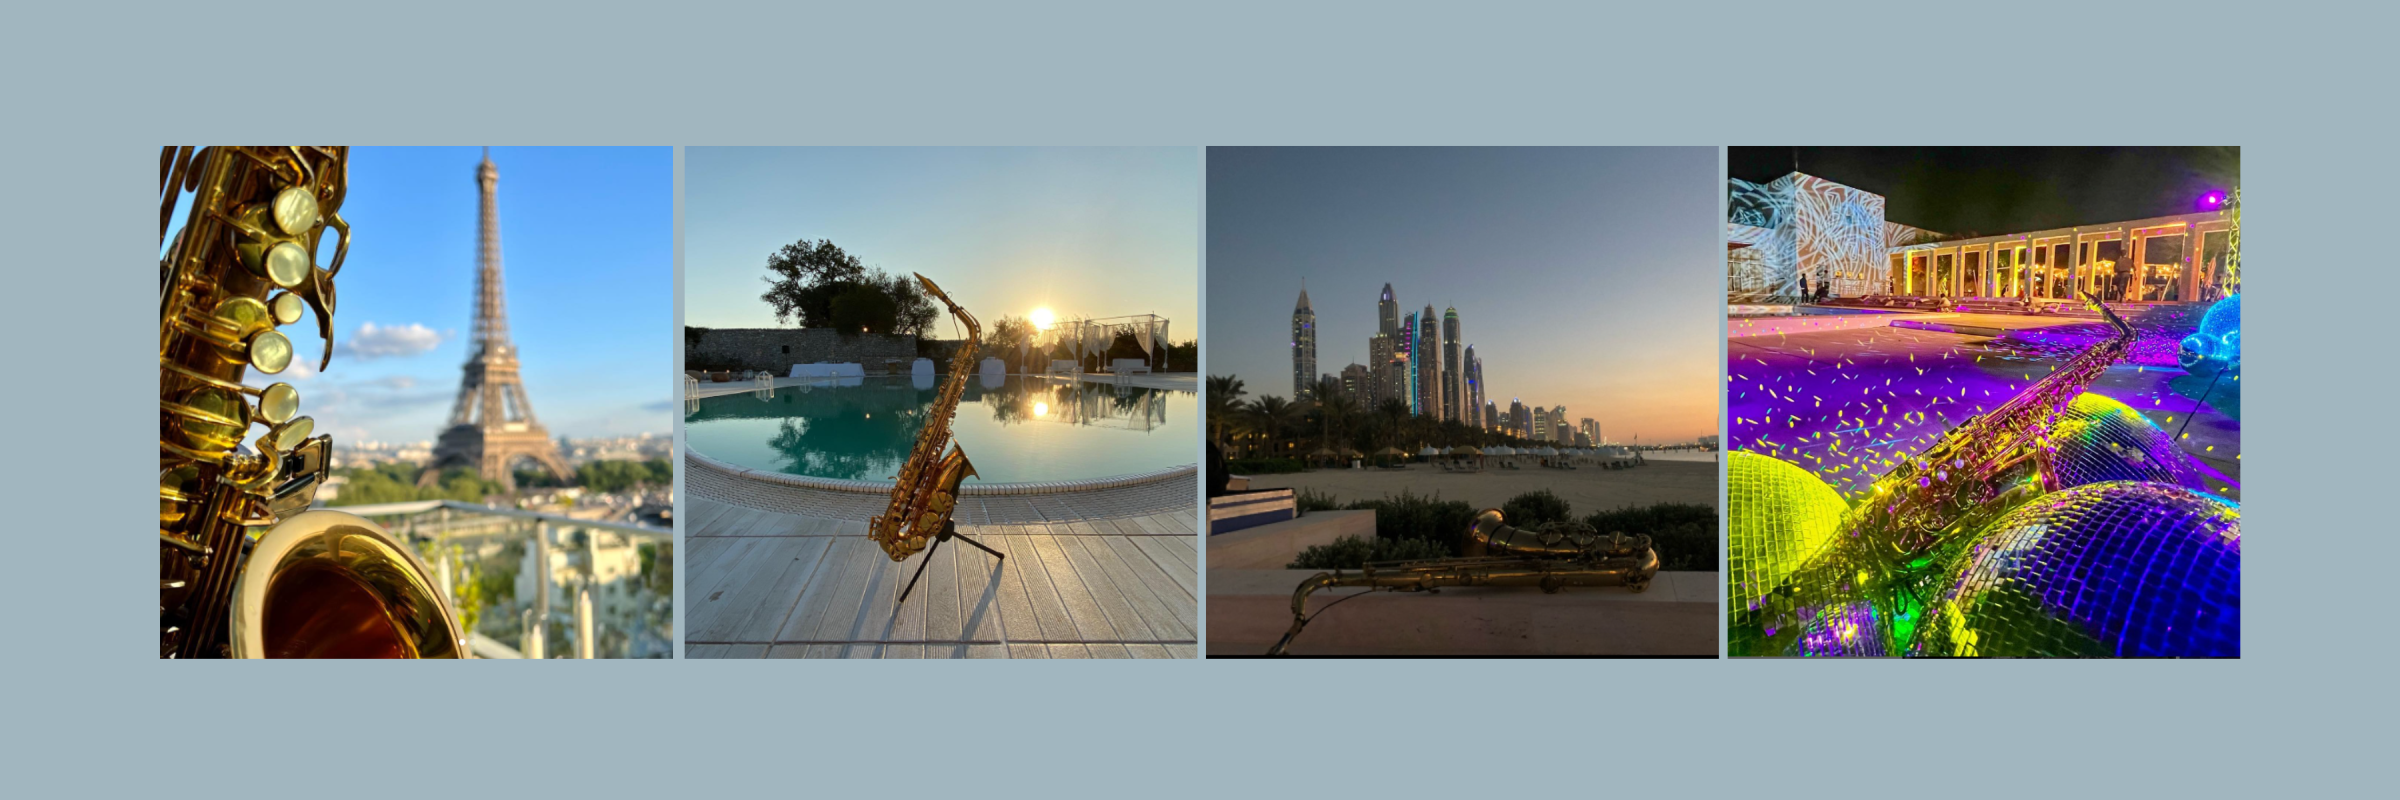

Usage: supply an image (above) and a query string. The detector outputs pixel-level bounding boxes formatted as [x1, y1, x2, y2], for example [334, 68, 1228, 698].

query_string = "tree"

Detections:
[990, 315, 1035, 371]
[878, 271, 940, 338]
[1245, 395, 1303, 458]
[1309, 376, 1355, 454]
[1206, 374, 1247, 446]
[828, 282, 899, 334]
[759, 239, 868, 326]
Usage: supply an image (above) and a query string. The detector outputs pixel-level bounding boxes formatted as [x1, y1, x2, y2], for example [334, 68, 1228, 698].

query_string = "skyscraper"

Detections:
[1510, 399, 1530, 439]
[1417, 304, 1440, 420]
[1399, 310, 1418, 414]
[1461, 343, 1479, 428]
[1291, 283, 1315, 400]
[1483, 400, 1499, 432]
[1441, 306, 1461, 423]
[1580, 418, 1600, 446]
[1368, 333, 1395, 405]
[1378, 283, 1399, 337]
[1552, 405, 1567, 443]
[1340, 363, 1370, 402]
[1532, 405, 1549, 442]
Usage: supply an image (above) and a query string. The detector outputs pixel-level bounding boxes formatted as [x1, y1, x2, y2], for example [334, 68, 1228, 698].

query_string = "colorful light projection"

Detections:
[1729, 301, 2240, 657]
[1726, 174, 1911, 303]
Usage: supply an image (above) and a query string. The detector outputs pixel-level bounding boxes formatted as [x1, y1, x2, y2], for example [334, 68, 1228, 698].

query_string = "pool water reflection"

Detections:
[685, 375, 1196, 484]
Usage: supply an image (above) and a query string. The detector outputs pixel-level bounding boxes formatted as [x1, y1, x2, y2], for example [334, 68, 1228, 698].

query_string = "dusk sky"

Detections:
[684, 147, 1199, 339]
[1208, 147, 1719, 444]
[166, 146, 675, 444]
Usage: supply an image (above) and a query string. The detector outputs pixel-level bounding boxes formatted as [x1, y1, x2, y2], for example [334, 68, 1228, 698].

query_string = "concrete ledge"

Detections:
[686, 449, 1196, 497]
[1207, 510, 1373, 569]
[1207, 568, 1718, 656]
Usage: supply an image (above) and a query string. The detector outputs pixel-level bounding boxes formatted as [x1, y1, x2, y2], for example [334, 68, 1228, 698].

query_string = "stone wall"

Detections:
[684, 328, 922, 374]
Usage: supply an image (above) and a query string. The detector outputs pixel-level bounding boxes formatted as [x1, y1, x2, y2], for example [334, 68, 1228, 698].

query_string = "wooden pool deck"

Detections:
[682, 496, 1199, 658]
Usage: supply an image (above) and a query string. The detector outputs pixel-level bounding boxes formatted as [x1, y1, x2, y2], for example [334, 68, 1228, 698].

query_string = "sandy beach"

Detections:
[1239, 459, 1717, 514]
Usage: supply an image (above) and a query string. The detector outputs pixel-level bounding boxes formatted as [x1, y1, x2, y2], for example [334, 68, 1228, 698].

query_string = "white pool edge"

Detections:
[686, 449, 1199, 496]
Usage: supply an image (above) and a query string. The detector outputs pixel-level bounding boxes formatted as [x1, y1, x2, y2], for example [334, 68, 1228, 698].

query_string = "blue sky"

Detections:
[172, 146, 674, 443]
[684, 147, 1198, 337]
[1207, 147, 1720, 444]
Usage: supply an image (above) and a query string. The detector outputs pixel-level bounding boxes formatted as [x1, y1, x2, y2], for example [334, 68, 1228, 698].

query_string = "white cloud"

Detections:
[340, 322, 450, 360]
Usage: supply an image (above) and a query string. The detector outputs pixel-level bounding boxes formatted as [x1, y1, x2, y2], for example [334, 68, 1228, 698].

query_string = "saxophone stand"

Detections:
[896, 519, 1006, 605]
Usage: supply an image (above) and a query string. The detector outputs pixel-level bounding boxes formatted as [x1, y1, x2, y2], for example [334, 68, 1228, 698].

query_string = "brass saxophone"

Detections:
[1740, 292, 2135, 656]
[1268, 509, 1660, 655]
[869, 273, 982, 561]
[159, 146, 462, 658]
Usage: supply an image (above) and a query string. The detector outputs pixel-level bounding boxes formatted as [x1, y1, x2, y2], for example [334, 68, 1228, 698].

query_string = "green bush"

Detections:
[1586, 502, 1718, 571]
[1288, 535, 1454, 570]
[1227, 458, 1307, 474]
[1294, 487, 1343, 513]
[1344, 489, 1475, 554]
[1500, 489, 1572, 526]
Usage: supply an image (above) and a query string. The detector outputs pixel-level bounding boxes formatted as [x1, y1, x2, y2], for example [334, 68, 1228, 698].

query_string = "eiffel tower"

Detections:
[422, 149, 571, 492]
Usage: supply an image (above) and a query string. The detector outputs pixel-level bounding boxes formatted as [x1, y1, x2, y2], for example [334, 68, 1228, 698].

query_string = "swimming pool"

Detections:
[684, 375, 1196, 484]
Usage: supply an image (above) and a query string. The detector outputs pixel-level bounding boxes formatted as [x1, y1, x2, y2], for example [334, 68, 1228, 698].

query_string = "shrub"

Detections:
[1294, 487, 1343, 513]
[1586, 502, 1719, 571]
[1288, 535, 1454, 570]
[1344, 489, 1475, 554]
[1500, 489, 1572, 526]
[1226, 458, 1307, 474]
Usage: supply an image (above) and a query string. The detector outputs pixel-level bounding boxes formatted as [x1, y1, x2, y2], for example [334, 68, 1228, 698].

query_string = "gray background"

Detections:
[14, 1, 2391, 797]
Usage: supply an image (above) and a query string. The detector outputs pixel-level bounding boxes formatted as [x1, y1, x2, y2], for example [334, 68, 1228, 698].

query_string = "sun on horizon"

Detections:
[1029, 307, 1055, 330]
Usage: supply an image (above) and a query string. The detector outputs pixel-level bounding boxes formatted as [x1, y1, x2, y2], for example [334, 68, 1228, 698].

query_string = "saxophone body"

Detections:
[869, 273, 982, 561]
[1269, 509, 1660, 655]
[1743, 293, 2137, 656]
[159, 146, 462, 658]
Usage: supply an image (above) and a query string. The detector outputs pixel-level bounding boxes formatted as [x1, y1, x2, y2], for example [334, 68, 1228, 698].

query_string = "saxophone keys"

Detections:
[268, 291, 305, 326]
[264, 416, 314, 454]
[257, 382, 299, 425]
[269, 186, 321, 236]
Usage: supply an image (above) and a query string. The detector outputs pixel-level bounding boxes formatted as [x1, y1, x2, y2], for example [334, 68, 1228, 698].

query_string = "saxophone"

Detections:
[159, 146, 462, 658]
[1741, 292, 2135, 656]
[1268, 509, 1660, 655]
[869, 273, 982, 561]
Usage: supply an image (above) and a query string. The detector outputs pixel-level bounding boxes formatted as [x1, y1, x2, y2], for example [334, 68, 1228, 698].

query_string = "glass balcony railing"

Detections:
[331, 500, 674, 659]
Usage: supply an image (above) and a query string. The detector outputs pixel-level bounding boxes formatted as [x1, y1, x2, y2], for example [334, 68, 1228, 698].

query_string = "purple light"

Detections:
[2199, 191, 2225, 209]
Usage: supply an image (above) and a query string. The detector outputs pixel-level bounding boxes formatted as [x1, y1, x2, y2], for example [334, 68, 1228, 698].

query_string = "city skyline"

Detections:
[1211, 147, 1719, 443]
[160, 146, 675, 443]
[683, 147, 1200, 340]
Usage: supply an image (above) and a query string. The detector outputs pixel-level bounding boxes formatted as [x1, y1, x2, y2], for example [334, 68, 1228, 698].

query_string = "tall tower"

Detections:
[426, 150, 572, 491]
[1291, 282, 1316, 400]
[1416, 305, 1441, 420]
[1462, 344, 1479, 428]
[1441, 307, 1461, 423]
[1377, 283, 1399, 337]
[1399, 311, 1418, 414]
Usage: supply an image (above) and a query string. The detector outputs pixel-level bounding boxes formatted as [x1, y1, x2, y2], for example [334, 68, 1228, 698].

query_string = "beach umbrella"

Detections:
[1376, 446, 1407, 457]
[1488, 446, 1513, 456]
[1341, 447, 1364, 458]
[1540, 447, 1559, 456]
[1309, 447, 1338, 457]
[1452, 445, 1482, 455]
[1417, 446, 1441, 458]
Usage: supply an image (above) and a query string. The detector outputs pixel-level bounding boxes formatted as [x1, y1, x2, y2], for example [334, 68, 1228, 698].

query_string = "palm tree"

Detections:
[1206, 374, 1246, 447]
[1246, 395, 1303, 459]
[1308, 377, 1356, 457]
[1373, 397, 1410, 451]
